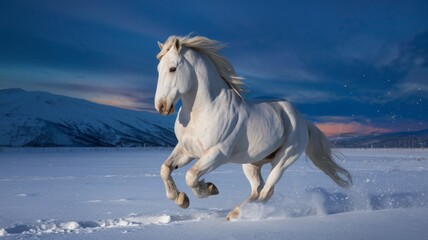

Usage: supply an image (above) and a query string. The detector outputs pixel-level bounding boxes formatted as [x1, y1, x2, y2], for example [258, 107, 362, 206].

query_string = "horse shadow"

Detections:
[305, 187, 427, 215]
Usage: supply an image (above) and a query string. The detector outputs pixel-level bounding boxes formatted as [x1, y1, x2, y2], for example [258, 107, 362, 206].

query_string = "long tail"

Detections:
[305, 121, 353, 188]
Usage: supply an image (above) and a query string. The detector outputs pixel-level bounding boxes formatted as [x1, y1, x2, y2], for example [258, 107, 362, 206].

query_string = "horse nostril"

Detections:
[158, 102, 165, 112]
[157, 100, 173, 115]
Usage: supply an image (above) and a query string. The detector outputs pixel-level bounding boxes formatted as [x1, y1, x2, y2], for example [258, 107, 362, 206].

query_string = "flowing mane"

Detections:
[157, 35, 244, 98]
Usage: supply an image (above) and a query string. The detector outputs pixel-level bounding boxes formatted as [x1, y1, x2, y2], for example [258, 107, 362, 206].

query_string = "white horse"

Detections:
[154, 35, 352, 220]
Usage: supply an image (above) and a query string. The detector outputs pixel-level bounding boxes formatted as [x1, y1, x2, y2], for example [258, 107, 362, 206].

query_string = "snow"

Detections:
[0, 89, 176, 147]
[0, 148, 427, 239]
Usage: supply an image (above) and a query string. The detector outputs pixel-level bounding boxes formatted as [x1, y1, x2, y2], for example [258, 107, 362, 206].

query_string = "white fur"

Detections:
[155, 35, 352, 220]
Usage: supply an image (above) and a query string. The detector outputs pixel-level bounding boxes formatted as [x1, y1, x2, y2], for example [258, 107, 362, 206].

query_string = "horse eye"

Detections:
[169, 67, 176, 72]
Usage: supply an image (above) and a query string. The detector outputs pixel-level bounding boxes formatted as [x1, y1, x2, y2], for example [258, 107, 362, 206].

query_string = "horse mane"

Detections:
[157, 35, 244, 99]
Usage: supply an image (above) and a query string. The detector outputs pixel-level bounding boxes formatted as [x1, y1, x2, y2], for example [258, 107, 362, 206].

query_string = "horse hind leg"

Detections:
[226, 163, 265, 221]
[258, 106, 309, 202]
[226, 145, 304, 221]
[258, 144, 304, 202]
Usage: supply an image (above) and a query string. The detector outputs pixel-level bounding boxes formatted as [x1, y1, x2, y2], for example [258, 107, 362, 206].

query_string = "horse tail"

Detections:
[305, 121, 353, 188]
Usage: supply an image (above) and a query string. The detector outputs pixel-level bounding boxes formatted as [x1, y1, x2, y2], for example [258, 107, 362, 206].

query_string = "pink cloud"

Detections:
[315, 122, 392, 137]
[90, 96, 154, 112]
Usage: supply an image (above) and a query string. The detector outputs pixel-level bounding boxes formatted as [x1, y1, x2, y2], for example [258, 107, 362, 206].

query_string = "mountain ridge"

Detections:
[331, 129, 428, 148]
[0, 88, 177, 147]
[1, 88, 426, 148]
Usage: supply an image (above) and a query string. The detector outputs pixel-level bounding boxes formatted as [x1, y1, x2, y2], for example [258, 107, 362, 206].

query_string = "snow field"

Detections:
[0, 148, 427, 239]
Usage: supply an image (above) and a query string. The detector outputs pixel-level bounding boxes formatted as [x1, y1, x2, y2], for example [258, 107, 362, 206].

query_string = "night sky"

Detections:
[0, 0, 427, 136]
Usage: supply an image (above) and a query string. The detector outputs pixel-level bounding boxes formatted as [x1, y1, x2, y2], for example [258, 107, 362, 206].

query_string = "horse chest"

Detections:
[175, 111, 229, 157]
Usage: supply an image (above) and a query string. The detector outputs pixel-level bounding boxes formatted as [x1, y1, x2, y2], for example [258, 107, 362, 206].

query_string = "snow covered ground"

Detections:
[0, 148, 427, 239]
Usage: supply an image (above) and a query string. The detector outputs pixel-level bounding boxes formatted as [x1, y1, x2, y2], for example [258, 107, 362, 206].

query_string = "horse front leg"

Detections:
[160, 144, 193, 208]
[185, 147, 225, 199]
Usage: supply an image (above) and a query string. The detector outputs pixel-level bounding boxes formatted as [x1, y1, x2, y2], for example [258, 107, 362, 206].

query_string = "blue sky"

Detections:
[0, 0, 427, 135]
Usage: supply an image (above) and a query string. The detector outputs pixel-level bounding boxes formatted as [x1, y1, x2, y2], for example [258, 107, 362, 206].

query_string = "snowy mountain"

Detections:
[332, 129, 428, 148]
[0, 88, 177, 147]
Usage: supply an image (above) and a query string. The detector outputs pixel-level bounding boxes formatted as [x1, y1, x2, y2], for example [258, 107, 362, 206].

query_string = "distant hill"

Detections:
[330, 129, 428, 148]
[1, 88, 425, 148]
[0, 88, 177, 147]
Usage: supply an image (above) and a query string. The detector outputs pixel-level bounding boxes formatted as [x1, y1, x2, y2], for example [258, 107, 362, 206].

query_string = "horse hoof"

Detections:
[175, 192, 189, 208]
[226, 207, 240, 221]
[207, 182, 219, 195]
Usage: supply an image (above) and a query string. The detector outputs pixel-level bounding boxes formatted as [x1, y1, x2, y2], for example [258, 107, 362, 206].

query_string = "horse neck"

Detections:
[181, 51, 231, 113]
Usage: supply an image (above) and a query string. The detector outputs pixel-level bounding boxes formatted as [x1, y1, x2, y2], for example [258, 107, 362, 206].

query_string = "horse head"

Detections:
[154, 37, 194, 115]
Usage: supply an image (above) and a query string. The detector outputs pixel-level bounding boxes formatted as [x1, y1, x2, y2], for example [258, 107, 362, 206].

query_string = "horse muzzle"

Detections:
[156, 101, 175, 116]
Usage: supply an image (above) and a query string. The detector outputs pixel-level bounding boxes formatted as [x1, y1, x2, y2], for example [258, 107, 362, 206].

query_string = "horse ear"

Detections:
[157, 41, 164, 50]
[174, 38, 181, 52]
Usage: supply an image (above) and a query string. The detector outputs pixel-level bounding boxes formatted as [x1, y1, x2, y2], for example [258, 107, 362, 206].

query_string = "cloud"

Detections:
[313, 113, 428, 136]
[231, 49, 319, 83]
[397, 82, 428, 95]
[334, 34, 386, 63]
[90, 96, 154, 112]
[313, 116, 362, 123]
[315, 122, 392, 136]
[12, 1, 170, 40]
[0, 64, 157, 112]
[280, 89, 341, 104]
[389, 30, 428, 71]
[312, 115, 392, 136]
[38, 82, 156, 111]
[376, 30, 428, 101]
